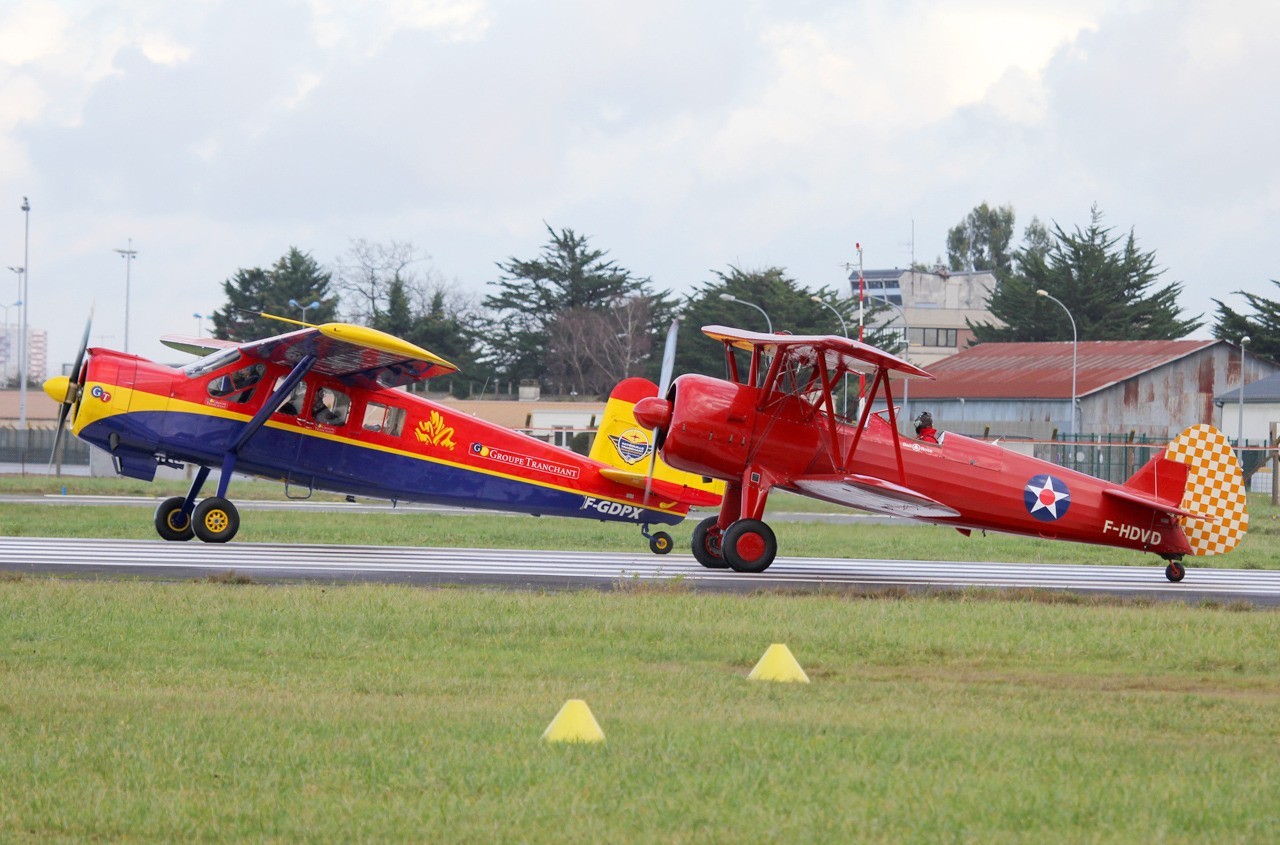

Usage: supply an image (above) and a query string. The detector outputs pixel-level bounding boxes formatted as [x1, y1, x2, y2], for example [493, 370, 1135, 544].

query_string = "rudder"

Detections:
[1165, 424, 1249, 556]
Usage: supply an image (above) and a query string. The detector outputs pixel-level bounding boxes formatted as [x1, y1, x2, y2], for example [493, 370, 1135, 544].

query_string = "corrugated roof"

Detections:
[1216, 372, 1280, 403]
[908, 340, 1219, 400]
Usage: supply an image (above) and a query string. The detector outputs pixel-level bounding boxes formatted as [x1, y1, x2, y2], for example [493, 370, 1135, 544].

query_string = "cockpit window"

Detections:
[207, 363, 266, 404]
[362, 401, 406, 436]
[311, 386, 351, 426]
[272, 376, 308, 417]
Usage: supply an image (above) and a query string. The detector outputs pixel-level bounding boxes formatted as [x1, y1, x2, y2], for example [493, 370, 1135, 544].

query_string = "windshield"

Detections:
[181, 347, 241, 378]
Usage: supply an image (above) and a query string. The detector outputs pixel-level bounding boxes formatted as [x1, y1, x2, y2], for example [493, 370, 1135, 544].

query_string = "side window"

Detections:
[362, 402, 406, 436]
[208, 363, 265, 403]
[312, 386, 351, 426]
[272, 377, 308, 417]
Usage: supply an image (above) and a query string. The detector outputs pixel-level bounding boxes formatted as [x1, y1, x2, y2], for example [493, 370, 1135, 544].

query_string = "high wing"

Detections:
[166, 323, 458, 390]
[160, 335, 238, 357]
[701, 325, 934, 380]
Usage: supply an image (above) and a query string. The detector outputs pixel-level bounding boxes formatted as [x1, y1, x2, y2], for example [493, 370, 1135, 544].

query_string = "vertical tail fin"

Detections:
[1164, 424, 1249, 556]
[590, 377, 724, 499]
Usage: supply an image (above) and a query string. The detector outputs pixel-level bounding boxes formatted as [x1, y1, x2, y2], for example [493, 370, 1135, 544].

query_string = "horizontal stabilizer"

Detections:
[598, 467, 721, 508]
[787, 473, 961, 519]
[1103, 486, 1208, 520]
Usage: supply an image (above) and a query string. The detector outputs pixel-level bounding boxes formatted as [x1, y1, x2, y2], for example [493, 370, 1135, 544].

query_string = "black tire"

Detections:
[691, 516, 728, 569]
[648, 531, 674, 555]
[154, 496, 195, 542]
[722, 519, 778, 574]
[1165, 561, 1186, 583]
[192, 497, 240, 544]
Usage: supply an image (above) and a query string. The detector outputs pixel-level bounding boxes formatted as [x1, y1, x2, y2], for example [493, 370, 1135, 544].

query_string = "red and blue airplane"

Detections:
[42, 315, 720, 549]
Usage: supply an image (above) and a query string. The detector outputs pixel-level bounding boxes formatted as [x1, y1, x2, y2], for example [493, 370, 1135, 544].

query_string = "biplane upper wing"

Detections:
[700, 325, 934, 380]
[785, 473, 961, 519]
[172, 323, 459, 389]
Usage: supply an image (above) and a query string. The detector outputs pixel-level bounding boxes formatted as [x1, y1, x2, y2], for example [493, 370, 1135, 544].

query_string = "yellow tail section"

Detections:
[1165, 424, 1249, 556]
[590, 377, 725, 499]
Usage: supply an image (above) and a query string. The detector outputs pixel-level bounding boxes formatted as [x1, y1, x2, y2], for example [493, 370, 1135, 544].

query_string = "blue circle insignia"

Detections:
[1024, 474, 1071, 521]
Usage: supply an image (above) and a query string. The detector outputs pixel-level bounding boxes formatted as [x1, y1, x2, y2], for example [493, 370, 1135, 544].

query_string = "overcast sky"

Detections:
[2, 0, 1277, 373]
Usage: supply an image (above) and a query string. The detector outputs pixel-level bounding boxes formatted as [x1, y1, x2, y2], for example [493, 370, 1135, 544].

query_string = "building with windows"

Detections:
[848, 268, 997, 367]
[0, 323, 46, 386]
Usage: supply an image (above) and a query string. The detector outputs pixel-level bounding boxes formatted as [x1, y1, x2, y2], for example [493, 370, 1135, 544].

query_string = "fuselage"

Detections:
[68, 348, 689, 526]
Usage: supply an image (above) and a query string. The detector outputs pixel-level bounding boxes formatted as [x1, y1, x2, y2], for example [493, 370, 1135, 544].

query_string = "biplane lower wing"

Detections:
[786, 474, 961, 519]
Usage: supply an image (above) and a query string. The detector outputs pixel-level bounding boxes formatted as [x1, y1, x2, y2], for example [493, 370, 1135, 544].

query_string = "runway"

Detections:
[3, 536, 1279, 605]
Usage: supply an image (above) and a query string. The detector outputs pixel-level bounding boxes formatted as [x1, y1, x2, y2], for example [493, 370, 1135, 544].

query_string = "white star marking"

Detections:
[1025, 476, 1069, 519]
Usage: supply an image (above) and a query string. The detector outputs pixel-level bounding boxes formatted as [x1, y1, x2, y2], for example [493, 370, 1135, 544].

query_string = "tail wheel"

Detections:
[1165, 560, 1186, 583]
[722, 519, 777, 574]
[648, 531, 673, 555]
[691, 516, 728, 569]
[192, 497, 240, 544]
[154, 496, 195, 542]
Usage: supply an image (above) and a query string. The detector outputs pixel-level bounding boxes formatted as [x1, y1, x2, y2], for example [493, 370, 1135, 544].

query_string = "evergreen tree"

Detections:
[946, 202, 1016, 277]
[1212, 280, 1280, 363]
[970, 207, 1202, 343]
[483, 224, 675, 394]
[210, 247, 337, 341]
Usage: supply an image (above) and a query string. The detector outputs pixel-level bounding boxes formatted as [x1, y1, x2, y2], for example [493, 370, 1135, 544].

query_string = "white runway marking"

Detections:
[2, 537, 1278, 603]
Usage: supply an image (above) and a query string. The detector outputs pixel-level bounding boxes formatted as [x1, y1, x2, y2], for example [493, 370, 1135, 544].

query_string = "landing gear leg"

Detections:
[1163, 556, 1186, 583]
[153, 465, 210, 541]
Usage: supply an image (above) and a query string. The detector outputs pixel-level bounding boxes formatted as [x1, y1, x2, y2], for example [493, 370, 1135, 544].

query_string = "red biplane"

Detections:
[42, 316, 719, 549]
[632, 326, 1249, 581]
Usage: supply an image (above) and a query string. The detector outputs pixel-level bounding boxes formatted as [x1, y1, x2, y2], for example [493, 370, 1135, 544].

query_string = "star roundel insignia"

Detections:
[1024, 474, 1071, 521]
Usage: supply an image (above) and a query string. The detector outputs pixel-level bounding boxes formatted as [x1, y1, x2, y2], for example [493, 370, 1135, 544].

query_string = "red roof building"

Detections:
[899, 339, 1278, 440]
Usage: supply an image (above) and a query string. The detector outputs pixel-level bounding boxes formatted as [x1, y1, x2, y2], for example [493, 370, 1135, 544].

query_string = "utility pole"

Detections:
[114, 239, 138, 353]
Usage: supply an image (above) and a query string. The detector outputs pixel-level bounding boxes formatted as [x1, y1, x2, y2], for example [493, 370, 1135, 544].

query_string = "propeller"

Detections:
[639, 319, 680, 507]
[47, 308, 94, 476]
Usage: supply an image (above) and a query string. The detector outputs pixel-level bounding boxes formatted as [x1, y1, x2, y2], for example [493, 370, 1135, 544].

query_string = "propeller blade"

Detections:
[644, 319, 680, 508]
[50, 308, 93, 476]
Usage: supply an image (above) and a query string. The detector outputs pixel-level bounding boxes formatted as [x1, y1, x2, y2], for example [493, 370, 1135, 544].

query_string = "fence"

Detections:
[0, 426, 91, 470]
[1036, 432, 1273, 485]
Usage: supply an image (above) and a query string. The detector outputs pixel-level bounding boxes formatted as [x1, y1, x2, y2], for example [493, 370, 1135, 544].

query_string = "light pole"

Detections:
[811, 295, 850, 416]
[718, 293, 773, 333]
[18, 197, 29, 445]
[1037, 289, 1077, 437]
[2, 298, 19, 384]
[193, 312, 206, 337]
[1238, 336, 1250, 449]
[113, 239, 137, 352]
[289, 299, 321, 322]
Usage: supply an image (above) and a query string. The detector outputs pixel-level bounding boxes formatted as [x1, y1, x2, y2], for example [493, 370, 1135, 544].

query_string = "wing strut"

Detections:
[844, 364, 907, 484]
[213, 353, 318, 499]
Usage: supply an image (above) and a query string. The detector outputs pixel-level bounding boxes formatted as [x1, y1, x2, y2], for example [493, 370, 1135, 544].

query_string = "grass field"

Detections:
[1, 580, 1278, 843]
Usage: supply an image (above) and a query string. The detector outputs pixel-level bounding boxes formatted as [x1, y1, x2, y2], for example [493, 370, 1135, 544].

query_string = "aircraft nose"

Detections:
[43, 375, 73, 405]
[633, 396, 672, 431]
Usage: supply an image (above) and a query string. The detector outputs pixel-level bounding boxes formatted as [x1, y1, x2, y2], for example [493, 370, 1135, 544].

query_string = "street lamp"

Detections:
[289, 299, 321, 322]
[113, 239, 138, 353]
[718, 293, 773, 333]
[18, 197, 30, 443]
[1238, 336, 1250, 449]
[193, 312, 206, 337]
[811, 295, 850, 416]
[1037, 289, 1078, 437]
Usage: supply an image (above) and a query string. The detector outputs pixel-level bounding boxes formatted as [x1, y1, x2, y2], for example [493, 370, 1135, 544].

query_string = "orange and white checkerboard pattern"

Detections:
[1165, 424, 1249, 556]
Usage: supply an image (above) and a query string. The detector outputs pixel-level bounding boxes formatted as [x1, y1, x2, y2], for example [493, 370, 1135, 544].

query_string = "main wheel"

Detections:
[690, 516, 728, 569]
[722, 519, 777, 574]
[1165, 560, 1186, 582]
[192, 496, 240, 544]
[648, 531, 674, 555]
[154, 496, 195, 542]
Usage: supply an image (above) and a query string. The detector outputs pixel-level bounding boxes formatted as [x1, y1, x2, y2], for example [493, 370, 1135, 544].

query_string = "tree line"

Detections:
[208, 207, 1275, 399]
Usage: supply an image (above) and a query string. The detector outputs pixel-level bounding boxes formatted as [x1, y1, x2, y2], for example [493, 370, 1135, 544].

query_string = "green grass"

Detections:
[1, 581, 1277, 843]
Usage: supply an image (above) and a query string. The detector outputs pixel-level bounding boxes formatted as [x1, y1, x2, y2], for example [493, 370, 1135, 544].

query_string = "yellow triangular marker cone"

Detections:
[542, 699, 605, 743]
[748, 643, 810, 683]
